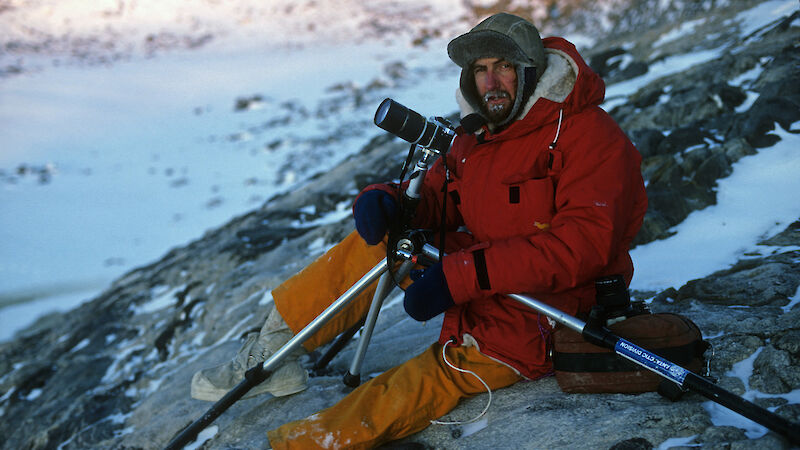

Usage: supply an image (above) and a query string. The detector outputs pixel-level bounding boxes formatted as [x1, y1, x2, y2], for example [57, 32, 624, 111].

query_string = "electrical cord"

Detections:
[430, 339, 493, 426]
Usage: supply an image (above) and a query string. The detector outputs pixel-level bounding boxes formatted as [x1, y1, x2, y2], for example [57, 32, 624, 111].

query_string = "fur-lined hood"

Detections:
[456, 37, 605, 136]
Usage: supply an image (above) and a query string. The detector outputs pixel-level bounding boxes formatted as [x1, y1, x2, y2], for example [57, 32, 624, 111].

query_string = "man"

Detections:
[191, 12, 647, 448]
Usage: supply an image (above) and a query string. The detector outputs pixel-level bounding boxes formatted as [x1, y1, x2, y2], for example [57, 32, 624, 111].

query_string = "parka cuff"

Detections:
[442, 243, 491, 304]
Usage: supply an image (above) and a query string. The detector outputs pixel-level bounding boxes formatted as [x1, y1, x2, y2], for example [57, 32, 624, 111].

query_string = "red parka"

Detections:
[369, 38, 647, 379]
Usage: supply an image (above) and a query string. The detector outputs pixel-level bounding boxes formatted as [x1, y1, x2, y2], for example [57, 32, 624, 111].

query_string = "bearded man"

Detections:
[190, 12, 648, 449]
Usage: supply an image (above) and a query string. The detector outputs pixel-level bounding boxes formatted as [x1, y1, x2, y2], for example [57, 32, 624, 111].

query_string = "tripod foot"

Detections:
[343, 371, 361, 388]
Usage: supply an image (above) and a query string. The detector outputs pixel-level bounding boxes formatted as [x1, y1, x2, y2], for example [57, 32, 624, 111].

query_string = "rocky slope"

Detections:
[1, 1, 799, 449]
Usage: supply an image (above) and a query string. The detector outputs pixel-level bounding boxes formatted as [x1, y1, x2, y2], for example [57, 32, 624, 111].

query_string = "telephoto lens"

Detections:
[374, 98, 455, 154]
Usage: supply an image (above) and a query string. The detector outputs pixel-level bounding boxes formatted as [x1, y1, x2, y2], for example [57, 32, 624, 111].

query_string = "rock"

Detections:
[589, 46, 649, 84]
[629, 128, 666, 159]
[751, 346, 800, 394]
[609, 437, 655, 449]
[676, 252, 800, 308]
[722, 137, 757, 163]
[697, 425, 748, 445]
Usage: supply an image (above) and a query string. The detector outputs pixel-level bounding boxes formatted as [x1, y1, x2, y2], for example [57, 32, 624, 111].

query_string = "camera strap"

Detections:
[438, 159, 451, 263]
[397, 143, 417, 184]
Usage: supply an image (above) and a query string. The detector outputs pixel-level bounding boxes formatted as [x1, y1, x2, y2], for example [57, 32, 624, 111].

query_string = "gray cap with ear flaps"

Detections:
[447, 13, 548, 126]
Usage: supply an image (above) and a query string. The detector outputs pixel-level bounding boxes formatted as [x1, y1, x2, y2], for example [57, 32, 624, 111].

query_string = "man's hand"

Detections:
[353, 190, 398, 245]
[403, 262, 455, 321]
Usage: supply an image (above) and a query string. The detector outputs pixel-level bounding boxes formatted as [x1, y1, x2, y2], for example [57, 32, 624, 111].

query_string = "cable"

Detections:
[430, 339, 493, 426]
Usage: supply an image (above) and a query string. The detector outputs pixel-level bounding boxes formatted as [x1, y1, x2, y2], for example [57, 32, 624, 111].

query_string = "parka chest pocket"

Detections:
[501, 148, 562, 233]
[503, 176, 556, 231]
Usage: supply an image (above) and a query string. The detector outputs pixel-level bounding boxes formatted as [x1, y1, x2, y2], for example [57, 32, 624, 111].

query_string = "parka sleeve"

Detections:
[443, 109, 647, 305]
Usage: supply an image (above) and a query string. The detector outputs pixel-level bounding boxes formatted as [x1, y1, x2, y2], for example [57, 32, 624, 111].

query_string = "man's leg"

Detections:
[267, 342, 522, 449]
[272, 230, 389, 351]
[191, 230, 387, 401]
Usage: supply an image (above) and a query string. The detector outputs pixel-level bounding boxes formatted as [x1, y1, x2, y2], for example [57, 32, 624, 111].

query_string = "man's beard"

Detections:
[481, 90, 514, 124]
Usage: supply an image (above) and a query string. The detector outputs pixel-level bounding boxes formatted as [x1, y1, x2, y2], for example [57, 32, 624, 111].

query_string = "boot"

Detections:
[191, 307, 308, 402]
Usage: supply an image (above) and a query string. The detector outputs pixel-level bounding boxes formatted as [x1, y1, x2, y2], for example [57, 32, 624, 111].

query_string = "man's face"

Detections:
[472, 57, 517, 123]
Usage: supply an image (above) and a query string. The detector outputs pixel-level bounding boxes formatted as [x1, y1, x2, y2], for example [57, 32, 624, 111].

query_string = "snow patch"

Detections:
[69, 338, 90, 353]
[132, 284, 183, 314]
[734, 0, 798, 38]
[653, 18, 707, 47]
[631, 124, 800, 292]
[782, 286, 800, 314]
[259, 291, 274, 306]
[184, 425, 219, 450]
[25, 388, 43, 401]
[704, 345, 800, 438]
[657, 434, 699, 449]
[603, 46, 725, 111]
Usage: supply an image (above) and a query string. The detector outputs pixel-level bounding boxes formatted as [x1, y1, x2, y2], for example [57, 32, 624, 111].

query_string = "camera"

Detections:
[374, 98, 456, 155]
[589, 275, 648, 326]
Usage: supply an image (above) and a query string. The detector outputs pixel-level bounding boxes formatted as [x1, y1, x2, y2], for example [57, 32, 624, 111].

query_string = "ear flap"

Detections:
[459, 69, 483, 118]
[522, 66, 539, 102]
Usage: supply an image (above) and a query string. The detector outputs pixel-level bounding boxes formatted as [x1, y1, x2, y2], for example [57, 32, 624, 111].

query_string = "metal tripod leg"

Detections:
[343, 259, 415, 387]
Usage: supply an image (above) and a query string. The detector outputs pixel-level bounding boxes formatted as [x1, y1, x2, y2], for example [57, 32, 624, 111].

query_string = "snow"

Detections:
[604, 0, 798, 110]
[69, 338, 91, 353]
[733, 0, 799, 38]
[630, 124, 800, 292]
[25, 388, 43, 401]
[602, 46, 726, 111]
[702, 347, 770, 438]
[259, 290, 275, 306]
[132, 284, 183, 314]
[0, 289, 96, 342]
[657, 435, 699, 449]
[183, 425, 219, 450]
[653, 18, 707, 47]
[783, 286, 800, 314]
[290, 201, 352, 228]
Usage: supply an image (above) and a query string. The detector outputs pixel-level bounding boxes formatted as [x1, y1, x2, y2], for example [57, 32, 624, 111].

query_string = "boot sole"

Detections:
[190, 370, 308, 402]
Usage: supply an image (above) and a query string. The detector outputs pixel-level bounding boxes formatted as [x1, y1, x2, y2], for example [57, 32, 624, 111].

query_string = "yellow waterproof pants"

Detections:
[268, 231, 522, 449]
[267, 343, 521, 449]
[272, 230, 389, 352]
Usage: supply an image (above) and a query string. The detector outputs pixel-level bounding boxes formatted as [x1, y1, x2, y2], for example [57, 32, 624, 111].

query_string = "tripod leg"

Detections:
[311, 318, 366, 373]
[344, 260, 415, 387]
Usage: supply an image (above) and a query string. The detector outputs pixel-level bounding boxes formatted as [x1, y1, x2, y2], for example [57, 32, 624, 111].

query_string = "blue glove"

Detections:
[403, 262, 455, 321]
[353, 190, 398, 245]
